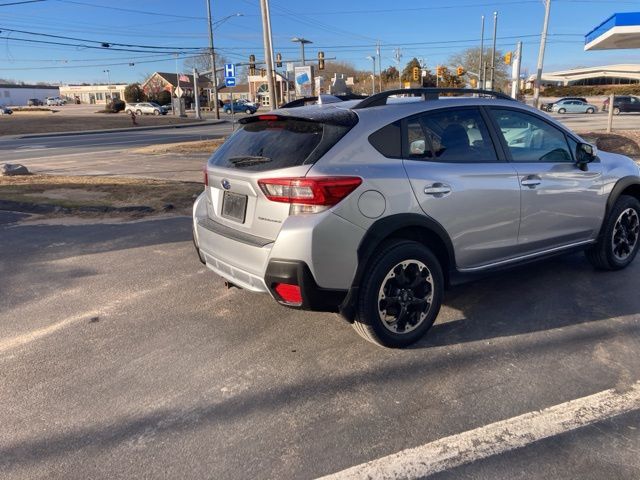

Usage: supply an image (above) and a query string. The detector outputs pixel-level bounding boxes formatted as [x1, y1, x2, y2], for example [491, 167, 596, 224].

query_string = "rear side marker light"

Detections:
[257, 177, 362, 207]
[258, 115, 279, 121]
[203, 165, 209, 186]
[274, 283, 302, 305]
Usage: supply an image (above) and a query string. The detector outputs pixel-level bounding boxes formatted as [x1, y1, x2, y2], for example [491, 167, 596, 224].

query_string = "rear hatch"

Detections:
[204, 110, 358, 242]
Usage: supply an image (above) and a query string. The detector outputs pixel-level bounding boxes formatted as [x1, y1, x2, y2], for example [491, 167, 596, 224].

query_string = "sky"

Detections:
[0, 0, 639, 85]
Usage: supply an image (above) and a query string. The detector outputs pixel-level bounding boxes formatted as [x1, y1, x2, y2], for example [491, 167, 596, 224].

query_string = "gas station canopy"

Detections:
[585, 12, 640, 51]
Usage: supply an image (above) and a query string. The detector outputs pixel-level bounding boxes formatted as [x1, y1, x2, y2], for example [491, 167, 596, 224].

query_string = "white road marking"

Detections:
[319, 381, 640, 480]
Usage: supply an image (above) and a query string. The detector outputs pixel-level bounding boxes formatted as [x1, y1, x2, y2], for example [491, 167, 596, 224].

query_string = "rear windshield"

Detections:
[209, 118, 353, 171]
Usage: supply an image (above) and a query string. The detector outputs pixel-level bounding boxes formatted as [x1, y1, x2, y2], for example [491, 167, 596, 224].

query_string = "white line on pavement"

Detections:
[318, 381, 640, 480]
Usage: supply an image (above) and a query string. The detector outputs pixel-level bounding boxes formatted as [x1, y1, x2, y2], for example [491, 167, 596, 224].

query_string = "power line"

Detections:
[0, 0, 46, 5]
[0, 36, 201, 54]
[0, 27, 203, 50]
[53, 0, 206, 20]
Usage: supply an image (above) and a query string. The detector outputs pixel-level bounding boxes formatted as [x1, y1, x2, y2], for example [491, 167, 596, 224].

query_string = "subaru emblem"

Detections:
[221, 179, 231, 190]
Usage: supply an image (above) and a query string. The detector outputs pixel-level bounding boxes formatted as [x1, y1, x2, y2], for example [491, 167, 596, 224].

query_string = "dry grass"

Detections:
[0, 174, 203, 217]
[131, 138, 225, 155]
[578, 130, 640, 157]
[0, 114, 201, 135]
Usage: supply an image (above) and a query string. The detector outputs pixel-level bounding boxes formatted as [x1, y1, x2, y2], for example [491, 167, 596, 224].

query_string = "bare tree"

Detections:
[448, 47, 509, 90]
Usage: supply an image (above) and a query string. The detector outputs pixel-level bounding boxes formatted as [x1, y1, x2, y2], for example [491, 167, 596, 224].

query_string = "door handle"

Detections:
[423, 183, 452, 196]
[521, 175, 541, 188]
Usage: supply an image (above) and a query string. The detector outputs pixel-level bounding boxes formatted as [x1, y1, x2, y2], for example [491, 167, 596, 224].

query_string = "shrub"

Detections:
[149, 90, 171, 105]
[124, 83, 147, 103]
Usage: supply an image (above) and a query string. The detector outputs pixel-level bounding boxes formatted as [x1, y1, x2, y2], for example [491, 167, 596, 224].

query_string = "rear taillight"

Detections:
[258, 177, 362, 212]
[203, 165, 209, 186]
[273, 283, 302, 305]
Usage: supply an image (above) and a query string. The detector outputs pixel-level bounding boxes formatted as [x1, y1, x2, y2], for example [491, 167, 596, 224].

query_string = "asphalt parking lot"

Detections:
[1, 212, 639, 479]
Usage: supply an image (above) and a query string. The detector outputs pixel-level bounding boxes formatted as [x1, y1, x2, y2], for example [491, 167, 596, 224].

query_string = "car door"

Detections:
[487, 107, 603, 254]
[629, 96, 640, 113]
[402, 107, 521, 269]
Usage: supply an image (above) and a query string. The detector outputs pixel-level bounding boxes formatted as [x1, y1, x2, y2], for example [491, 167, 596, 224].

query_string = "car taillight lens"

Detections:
[203, 165, 209, 186]
[258, 177, 362, 210]
[273, 283, 302, 305]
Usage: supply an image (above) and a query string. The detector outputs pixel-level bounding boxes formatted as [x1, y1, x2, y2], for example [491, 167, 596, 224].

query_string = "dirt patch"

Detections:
[578, 131, 640, 157]
[0, 174, 203, 217]
[132, 138, 225, 155]
[0, 114, 201, 135]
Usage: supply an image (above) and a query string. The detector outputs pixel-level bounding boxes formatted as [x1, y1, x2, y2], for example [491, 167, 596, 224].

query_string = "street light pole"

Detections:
[206, 0, 220, 119]
[366, 56, 376, 94]
[260, 0, 277, 108]
[533, 0, 551, 109]
[479, 15, 485, 89]
[490, 11, 498, 89]
[103, 69, 110, 85]
[376, 41, 382, 91]
[291, 37, 312, 66]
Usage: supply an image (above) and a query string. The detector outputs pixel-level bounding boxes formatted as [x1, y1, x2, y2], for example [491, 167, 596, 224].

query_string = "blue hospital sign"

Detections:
[224, 63, 236, 78]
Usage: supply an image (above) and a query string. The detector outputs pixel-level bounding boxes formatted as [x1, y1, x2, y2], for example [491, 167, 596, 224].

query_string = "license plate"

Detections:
[221, 191, 247, 223]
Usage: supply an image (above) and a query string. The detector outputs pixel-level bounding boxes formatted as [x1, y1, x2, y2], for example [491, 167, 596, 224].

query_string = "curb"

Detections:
[0, 200, 154, 215]
[6, 119, 229, 140]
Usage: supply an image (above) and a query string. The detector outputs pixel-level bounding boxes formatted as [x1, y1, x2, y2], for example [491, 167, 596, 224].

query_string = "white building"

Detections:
[59, 84, 127, 104]
[526, 64, 640, 89]
[0, 84, 60, 106]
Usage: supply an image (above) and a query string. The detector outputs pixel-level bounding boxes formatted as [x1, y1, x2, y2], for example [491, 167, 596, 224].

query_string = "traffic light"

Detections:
[504, 51, 512, 65]
[470, 77, 478, 88]
[260, 68, 266, 77]
[412, 67, 419, 81]
[456, 66, 465, 76]
[318, 51, 325, 70]
[276, 52, 282, 68]
[436, 66, 445, 77]
[249, 54, 256, 76]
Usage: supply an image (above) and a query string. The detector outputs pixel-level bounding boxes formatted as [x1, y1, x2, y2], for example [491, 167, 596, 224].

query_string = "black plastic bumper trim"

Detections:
[197, 217, 272, 248]
[265, 259, 347, 312]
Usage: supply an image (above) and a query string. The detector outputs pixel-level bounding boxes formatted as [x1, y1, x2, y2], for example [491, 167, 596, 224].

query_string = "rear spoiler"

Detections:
[279, 93, 367, 109]
[238, 111, 358, 127]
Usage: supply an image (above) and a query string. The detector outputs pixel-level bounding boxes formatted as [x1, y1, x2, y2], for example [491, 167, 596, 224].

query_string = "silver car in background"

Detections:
[193, 88, 640, 348]
[552, 99, 597, 114]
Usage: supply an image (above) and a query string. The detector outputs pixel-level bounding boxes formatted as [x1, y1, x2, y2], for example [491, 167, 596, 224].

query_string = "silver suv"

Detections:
[193, 88, 640, 348]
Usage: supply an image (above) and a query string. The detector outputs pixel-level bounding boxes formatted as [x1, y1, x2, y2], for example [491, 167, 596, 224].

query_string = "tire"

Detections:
[352, 240, 444, 348]
[136, 109, 142, 116]
[153, 109, 160, 116]
[224, 109, 231, 114]
[558, 108, 566, 114]
[125, 109, 131, 114]
[614, 107, 621, 115]
[586, 108, 595, 114]
[586, 195, 640, 270]
[246, 109, 252, 114]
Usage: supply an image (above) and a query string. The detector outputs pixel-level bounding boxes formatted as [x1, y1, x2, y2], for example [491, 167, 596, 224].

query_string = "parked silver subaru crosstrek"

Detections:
[193, 88, 640, 348]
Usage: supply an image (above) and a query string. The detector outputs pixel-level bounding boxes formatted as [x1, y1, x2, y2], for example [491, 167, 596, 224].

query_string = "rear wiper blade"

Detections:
[228, 156, 272, 165]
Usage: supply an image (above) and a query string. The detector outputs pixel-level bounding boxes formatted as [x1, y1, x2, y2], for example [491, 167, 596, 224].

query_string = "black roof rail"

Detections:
[280, 93, 367, 109]
[352, 88, 515, 109]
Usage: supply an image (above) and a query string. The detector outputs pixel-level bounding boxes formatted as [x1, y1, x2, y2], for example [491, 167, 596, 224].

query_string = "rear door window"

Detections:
[404, 108, 499, 163]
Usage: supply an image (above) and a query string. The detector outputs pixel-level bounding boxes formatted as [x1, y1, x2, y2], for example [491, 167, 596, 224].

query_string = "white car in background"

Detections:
[46, 97, 66, 106]
[125, 102, 167, 116]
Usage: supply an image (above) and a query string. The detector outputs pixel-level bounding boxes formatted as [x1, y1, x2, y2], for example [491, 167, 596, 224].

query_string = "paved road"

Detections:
[0, 123, 234, 163]
[1, 213, 639, 479]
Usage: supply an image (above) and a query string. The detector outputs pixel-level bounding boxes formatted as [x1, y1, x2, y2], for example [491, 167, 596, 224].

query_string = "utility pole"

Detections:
[533, 0, 551, 109]
[490, 11, 498, 89]
[511, 41, 523, 99]
[479, 15, 485, 89]
[206, 0, 220, 119]
[394, 48, 402, 89]
[376, 41, 382, 92]
[260, 0, 277, 108]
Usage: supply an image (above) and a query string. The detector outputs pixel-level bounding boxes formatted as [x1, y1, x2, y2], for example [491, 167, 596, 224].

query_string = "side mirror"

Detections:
[576, 142, 597, 170]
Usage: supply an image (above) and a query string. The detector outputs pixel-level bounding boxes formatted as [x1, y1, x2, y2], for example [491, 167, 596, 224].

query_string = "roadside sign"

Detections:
[175, 86, 184, 97]
[225, 77, 236, 87]
[224, 63, 236, 78]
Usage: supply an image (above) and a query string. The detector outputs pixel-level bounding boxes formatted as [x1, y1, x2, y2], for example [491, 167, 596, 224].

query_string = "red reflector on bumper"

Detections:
[274, 283, 302, 305]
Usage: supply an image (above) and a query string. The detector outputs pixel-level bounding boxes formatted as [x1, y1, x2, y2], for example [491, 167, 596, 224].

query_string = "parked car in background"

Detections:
[223, 101, 258, 114]
[125, 102, 167, 115]
[46, 97, 66, 106]
[552, 99, 597, 114]
[541, 97, 587, 112]
[603, 95, 640, 115]
[27, 98, 43, 106]
[236, 98, 259, 108]
[0, 106, 12, 115]
[194, 88, 640, 347]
